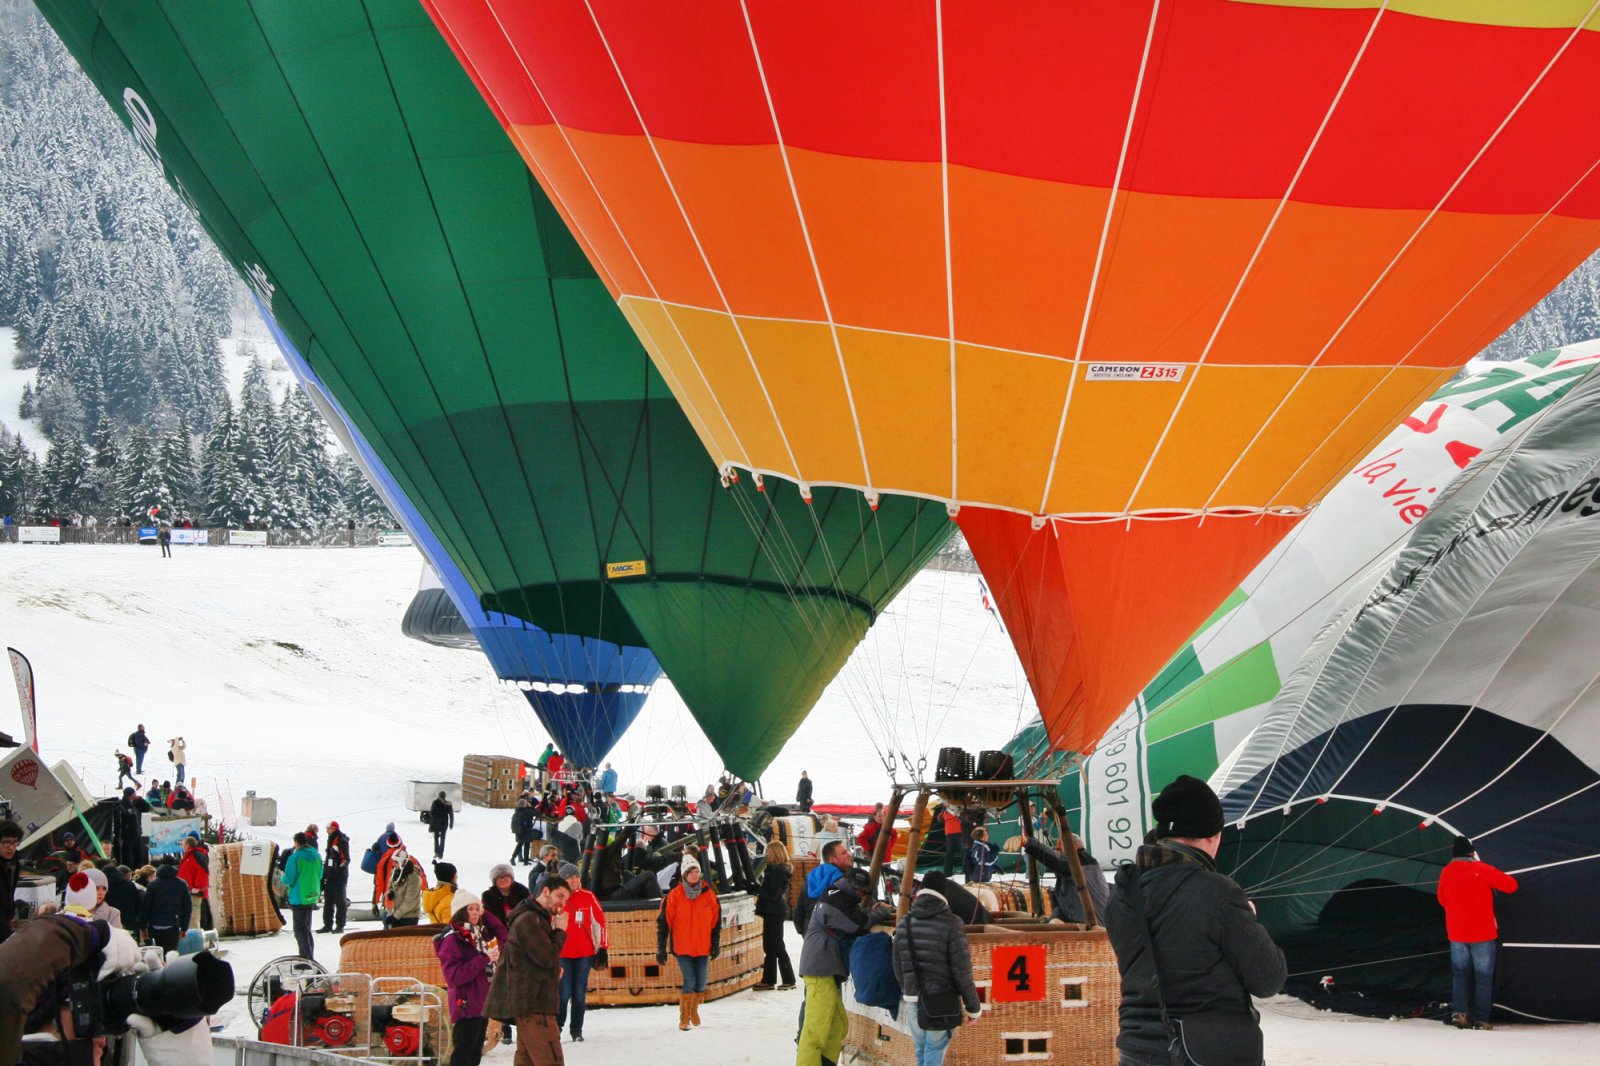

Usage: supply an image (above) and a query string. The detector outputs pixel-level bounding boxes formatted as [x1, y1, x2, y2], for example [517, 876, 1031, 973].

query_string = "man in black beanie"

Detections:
[1102, 775, 1285, 1066]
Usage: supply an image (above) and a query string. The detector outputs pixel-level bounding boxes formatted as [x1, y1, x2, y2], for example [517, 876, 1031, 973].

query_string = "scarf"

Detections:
[1133, 839, 1218, 874]
[681, 878, 706, 900]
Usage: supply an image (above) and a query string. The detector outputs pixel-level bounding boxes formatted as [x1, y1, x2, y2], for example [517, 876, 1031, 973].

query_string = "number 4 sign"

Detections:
[990, 945, 1047, 1003]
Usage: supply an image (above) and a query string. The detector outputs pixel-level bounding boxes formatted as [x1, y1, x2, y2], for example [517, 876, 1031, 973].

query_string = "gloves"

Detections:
[594, 948, 608, 968]
[130, 1016, 212, 1066]
[709, 948, 720, 960]
[97, 927, 144, 981]
[656, 951, 668, 965]
[867, 903, 895, 927]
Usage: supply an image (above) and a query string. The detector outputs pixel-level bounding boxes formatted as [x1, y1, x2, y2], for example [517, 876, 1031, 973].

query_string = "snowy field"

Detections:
[3, 544, 1593, 1062]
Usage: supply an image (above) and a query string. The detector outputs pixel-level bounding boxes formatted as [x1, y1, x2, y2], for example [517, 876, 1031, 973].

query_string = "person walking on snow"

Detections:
[430, 791, 456, 860]
[158, 525, 172, 557]
[386, 850, 425, 927]
[168, 736, 187, 784]
[754, 839, 796, 990]
[281, 831, 323, 960]
[115, 750, 138, 789]
[1437, 835, 1519, 1031]
[659, 855, 720, 1032]
[127, 724, 150, 775]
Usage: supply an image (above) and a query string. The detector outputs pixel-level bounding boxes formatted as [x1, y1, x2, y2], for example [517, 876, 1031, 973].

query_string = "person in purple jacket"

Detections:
[435, 889, 509, 1066]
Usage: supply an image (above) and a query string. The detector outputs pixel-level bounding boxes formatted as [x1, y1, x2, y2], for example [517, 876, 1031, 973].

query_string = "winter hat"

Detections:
[434, 861, 458, 883]
[392, 849, 409, 868]
[327, 821, 340, 831]
[64, 871, 97, 912]
[1151, 775, 1225, 840]
[1452, 835, 1476, 858]
[679, 855, 701, 876]
[82, 867, 109, 891]
[489, 863, 515, 883]
[451, 889, 481, 917]
[557, 862, 581, 881]
[62, 832, 76, 843]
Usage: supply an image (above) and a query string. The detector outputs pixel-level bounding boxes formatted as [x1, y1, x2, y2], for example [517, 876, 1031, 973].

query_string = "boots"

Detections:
[689, 992, 702, 1027]
[679, 997, 692, 1031]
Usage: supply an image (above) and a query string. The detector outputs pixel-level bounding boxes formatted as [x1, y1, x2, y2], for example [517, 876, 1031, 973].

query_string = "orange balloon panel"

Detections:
[958, 508, 1299, 756]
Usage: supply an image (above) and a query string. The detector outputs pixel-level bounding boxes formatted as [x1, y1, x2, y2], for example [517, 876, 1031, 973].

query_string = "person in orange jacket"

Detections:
[657, 855, 720, 1031]
[1436, 835, 1518, 1031]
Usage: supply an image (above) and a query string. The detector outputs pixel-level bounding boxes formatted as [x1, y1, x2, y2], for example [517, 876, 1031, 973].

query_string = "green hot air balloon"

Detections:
[34, 0, 951, 778]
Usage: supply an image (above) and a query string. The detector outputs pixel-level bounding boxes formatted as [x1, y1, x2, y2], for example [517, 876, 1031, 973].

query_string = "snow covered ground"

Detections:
[3, 544, 1593, 1062]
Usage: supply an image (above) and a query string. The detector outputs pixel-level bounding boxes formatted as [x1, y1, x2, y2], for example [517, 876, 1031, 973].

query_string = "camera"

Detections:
[67, 951, 234, 1037]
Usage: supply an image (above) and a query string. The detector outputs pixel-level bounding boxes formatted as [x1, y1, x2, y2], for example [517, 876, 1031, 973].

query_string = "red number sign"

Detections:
[990, 945, 1046, 1003]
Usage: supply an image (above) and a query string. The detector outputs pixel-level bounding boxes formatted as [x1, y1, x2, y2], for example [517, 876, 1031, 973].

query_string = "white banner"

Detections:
[0, 747, 74, 838]
[378, 530, 413, 547]
[228, 530, 268, 546]
[8, 648, 36, 753]
[169, 528, 208, 545]
[18, 526, 60, 543]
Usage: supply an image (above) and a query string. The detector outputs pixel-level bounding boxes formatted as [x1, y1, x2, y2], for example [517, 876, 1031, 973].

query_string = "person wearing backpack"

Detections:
[128, 724, 151, 775]
[892, 884, 981, 1065]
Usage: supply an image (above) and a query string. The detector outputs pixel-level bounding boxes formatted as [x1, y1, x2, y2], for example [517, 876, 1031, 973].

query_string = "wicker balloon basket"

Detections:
[338, 927, 446, 988]
[788, 854, 820, 910]
[586, 892, 763, 1006]
[843, 925, 1119, 1066]
[209, 842, 284, 936]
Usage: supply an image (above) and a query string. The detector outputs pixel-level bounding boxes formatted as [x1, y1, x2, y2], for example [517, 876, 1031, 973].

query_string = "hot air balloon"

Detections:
[423, 0, 1600, 758]
[32, 0, 952, 780]
[404, 566, 662, 769]
[1216, 361, 1600, 1022]
[1006, 343, 1600, 863]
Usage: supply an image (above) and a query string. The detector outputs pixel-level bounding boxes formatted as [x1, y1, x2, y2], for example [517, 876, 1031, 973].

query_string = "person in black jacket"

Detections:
[483, 863, 531, 929]
[318, 820, 352, 933]
[127, 724, 150, 775]
[796, 771, 813, 813]
[138, 863, 192, 953]
[892, 885, 982, 1062]
[105, 864, 143, 935]
[1025, 834, 1111, 926]
[0, 818, 21, 945]
[510, 796, 537, 865]
[428, 792, 455, 860]
[753, 840, 795, 990]
[1102, 776, 1286, 1066]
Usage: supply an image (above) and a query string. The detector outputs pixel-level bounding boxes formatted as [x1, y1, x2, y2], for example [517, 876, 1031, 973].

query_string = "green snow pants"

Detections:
[797, 975, 848, 1065]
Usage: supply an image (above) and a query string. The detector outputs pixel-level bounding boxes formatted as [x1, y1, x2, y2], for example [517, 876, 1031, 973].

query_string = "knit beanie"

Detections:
[451, 889, 481, 917]
[1452, 835, 1476, 858]
[64, 870, 98, 911]
[680, 854, 701, 876]
[434, 861, 458, 884]
[82, 867, 109, 890]
[558, 862, 581, 882]
[1151, 775, 1225, 840]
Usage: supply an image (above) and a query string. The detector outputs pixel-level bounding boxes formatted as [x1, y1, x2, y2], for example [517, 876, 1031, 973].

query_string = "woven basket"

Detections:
[844, 925, 1118, 1066]
[210, 841, 283, 937]
[788, 855, 820, 909]
[338, 927, 445, 987]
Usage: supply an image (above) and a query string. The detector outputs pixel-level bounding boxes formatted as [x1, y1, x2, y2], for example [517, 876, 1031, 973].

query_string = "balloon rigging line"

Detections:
[935, 0, 958, 503]
[1477, 777, 1600, 842]
[1285, 950, 1446, 980]
[1036, 0, 1164, 516]
[1245, 0, 1600, 519]
[1247, 842, 1452, 898]
[1125, 0, 1391, 521]
[735, 0, 875, 493]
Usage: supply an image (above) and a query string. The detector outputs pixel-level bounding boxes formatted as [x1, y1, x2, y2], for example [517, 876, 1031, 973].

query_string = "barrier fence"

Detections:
[0, 526, 413, 548]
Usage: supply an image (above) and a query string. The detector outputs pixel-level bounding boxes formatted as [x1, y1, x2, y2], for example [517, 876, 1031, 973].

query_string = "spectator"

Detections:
[892, 882, 982, 1064]
[139, 863, 191, 954]
[105, 865, 142, 935]
[0, 819, 22, 944]
[168, 737, 187, 784]
[115, 751, 137, 789]
[127, 724, 150, 775]
[425, 862, 460, 925]
[796, 771, 813, 813]
[483, 863, 530, 930]
[939, 804, 965, 878]
[1025, 835, 1110, 925]
[1102, 775, 1285, 1066]
[511, 797, 537, 866]
[485, 874, 573, 1066]
[281, 831, 323, 960]
[436, 889, 508, 1066]
[968, 827, 999, 883]
[798, 867, 890, 1065]
[430, 791, 456, 860]
[318, 820, 352, 934]
[177, 833, 211, 929]
[386, 850, 424, 927]
[79, 867, 123, 928]
[858, 808, 899, 861]
[556, 862, 606, 1042]
[598, 763, 618, 796]
[754, 840, 795, 991]
[546, 749, 565, 783]
[658, 856, 720, 1032]
[1437, 835, 1519, 1031]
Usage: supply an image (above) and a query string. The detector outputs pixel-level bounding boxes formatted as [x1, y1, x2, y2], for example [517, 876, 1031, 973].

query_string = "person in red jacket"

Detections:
[1436, 835, 1518, 1031]
[555, 862, 606, 1042]
[177, 833, 212, 930]
[856, 809, 897, 859]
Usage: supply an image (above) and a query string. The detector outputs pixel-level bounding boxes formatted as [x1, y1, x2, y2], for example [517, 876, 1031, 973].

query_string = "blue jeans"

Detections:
[557, 956, 592, 1036]
[1450, 940, 1496, 1023]
[905, 999, 954, 1066]
[176, 763, 185, 783]
[676, 954, 708, 993]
